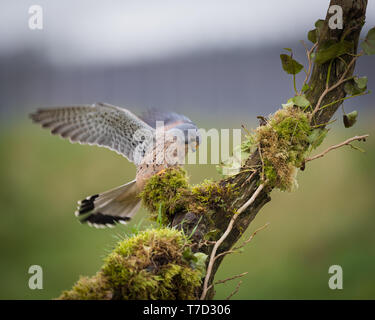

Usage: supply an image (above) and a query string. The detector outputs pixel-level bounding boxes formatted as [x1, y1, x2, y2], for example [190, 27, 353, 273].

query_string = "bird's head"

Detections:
[167, 123, 201, 152]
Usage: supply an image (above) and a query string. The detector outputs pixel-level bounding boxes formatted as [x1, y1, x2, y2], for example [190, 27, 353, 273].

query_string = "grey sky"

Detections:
[1, 0, 374, 66]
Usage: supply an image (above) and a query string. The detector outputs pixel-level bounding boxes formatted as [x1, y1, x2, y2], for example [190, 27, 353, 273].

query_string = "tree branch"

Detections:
[196, 0, 368, 299]
[200, 183, 265, 300]
[59, 0, 369, 300]
[305, 134, 369, 162]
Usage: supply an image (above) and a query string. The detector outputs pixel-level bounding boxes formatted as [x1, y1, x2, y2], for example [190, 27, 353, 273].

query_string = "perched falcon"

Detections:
[30, 103, 200, 228]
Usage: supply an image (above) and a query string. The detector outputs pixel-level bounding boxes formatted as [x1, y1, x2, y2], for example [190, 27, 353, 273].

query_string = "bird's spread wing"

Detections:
[139, 109, 195, 130]
[30, 102, 155, 163]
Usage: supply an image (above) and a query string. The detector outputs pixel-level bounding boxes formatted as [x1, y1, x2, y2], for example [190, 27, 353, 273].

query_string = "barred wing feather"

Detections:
[30, 102, 155, 163]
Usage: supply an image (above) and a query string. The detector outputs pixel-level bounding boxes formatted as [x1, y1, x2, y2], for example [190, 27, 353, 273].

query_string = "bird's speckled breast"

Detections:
[135, 139, 185, 190]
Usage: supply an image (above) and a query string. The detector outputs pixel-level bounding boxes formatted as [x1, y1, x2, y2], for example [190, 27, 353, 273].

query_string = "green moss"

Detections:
[140, 168, 239, 229]
[190, 180, 238, 215]
[242, 106, 312, 191]
[140, 167, 189, 224]
[263, 159, 278, 187]
[58, 274, 112, 300]
[59, 228, 204, 300]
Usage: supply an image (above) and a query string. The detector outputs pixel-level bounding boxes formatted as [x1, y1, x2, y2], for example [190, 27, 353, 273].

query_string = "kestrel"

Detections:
[30, 103, 200, 228]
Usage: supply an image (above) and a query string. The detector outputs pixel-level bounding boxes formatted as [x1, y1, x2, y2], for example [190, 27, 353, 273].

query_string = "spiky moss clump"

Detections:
[243, 106, 312, 191]
[140, 167, 189, 224]
[59, 274, 112, 300]
[141, 167, 240, 230]
[102, 228, 201, 299]
[190, 180, 239, 216]
[59, 228, 203, 300]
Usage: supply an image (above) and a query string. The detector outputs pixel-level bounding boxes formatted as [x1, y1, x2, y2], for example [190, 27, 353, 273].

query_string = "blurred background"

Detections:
[0, 0, 374, 299]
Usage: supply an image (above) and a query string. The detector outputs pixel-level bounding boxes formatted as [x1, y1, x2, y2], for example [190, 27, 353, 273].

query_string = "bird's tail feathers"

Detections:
[75, 180, 141, 228]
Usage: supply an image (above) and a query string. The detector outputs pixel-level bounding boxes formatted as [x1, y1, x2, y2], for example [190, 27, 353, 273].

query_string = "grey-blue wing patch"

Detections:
[139, 109, 195, 129]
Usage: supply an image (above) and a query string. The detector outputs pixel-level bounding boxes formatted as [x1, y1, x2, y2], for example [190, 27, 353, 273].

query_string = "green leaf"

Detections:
[315, 19, 325, 30]
[182, 247, 196, 262]
[192, 252, 208, 277]
[315, 19, 325, 39]
[302, 83, 310, 93]
[282, 101, 294, 109]
[343, 110, 358, 128]
[344, 76, 367, 95]
[308, 128, 328, 149]
[308, 29, 317, 43]
[315, 40, 354, 64]
[288, 95, 310, 108]
[283, 47, 292, 52]
[361, 27, 375, 55]
[280, 54, 304, 75]
[354, 76, 368, 89]
[344, 82, 355, 95]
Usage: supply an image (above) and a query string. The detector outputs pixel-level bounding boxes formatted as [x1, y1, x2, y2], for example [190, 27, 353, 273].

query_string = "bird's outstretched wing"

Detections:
[30, 102, 155, 163]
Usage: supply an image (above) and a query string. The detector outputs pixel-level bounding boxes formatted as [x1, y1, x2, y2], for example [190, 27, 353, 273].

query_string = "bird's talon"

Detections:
[156, 169, 167, 176]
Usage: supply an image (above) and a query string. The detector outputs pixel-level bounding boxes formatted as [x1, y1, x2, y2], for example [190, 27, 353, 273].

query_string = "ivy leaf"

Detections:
[280, 54, 304, 75]
[354, 76, 368, 89]
[308, 128, 328, 149]
[308, 29, 317, 43]
[315, 40, 354, 64]
[315, 19, 325, 38]
[192, 252, 208, 277]
[315, 19, 325, 30]
[343, 111, 358, 128]
[344, 76, 367, 95]
[288, 95, 311, 108]
[307, 20, 325, 44]
[302, 83, 310, 93]
[361, 27, 375, 55]
[282, 101, 294, 109]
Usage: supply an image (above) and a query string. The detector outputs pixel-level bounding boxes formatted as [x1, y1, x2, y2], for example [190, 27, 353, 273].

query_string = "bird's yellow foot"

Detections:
[156, 168, 167, 176]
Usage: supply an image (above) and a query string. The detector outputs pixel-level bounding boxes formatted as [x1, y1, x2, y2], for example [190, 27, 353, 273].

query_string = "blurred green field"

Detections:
[0, 114, 374, 300]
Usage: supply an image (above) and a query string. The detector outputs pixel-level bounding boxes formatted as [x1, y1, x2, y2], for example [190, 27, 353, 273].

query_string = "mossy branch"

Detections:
[59, 0, 369, 300]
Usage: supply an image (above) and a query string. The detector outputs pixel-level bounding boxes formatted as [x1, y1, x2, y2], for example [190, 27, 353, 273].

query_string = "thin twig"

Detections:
[241, 124, 251, 136]
[237, 182, 265, 214]
[305, 134, 369, 163]
[311, 119, 336, 128]
[215, 272, 248, 286]
[225, 281, 243, 300]
[312, 53, 362, 116]
[299, 41, 318, 95]
[214, 223, 269, 261]
[200, 183, 265, 300]
[318, 90, 369, 111]
[206, 272, 249, 292]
